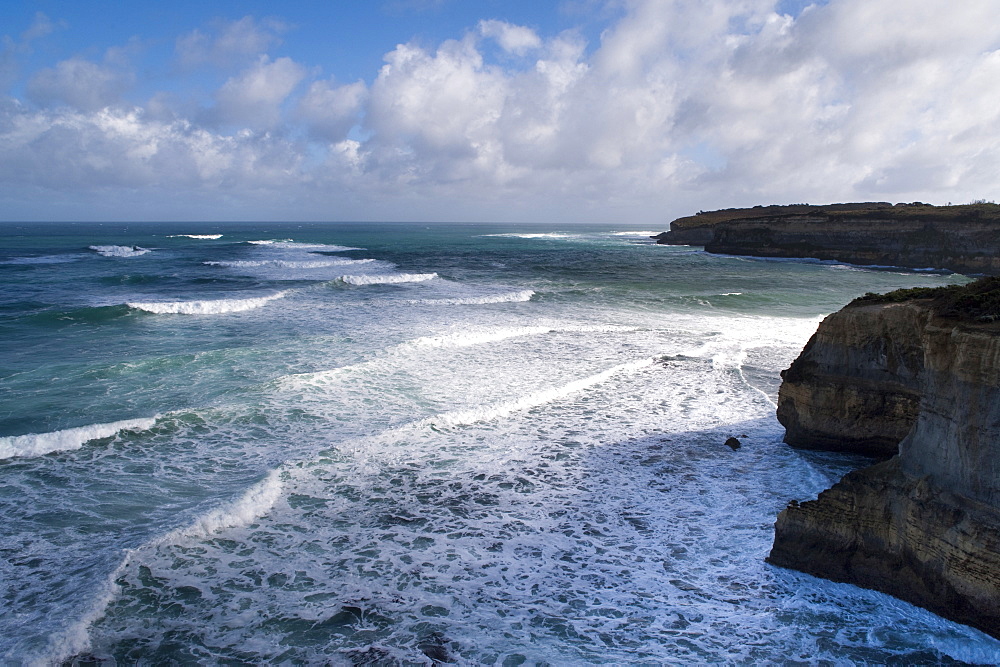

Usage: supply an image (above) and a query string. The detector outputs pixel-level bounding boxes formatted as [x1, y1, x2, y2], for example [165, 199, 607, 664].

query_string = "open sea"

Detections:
[2, 221, 998, 665]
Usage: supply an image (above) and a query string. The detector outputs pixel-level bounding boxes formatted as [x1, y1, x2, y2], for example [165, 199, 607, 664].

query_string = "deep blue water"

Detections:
[1, 221, 996, 664]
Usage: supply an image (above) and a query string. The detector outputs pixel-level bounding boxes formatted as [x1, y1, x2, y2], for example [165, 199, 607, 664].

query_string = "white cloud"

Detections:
[478, 19, 542, 55]
[4, 0, 1000, 222]
[297, 78, 368, 141]
[212, 56, 306, 129]
[176, 16, 286, 69]
[26, 55, 134, 111]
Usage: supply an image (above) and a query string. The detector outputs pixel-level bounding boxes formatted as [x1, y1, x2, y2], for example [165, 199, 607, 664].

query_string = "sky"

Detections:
[2, 0, 999, 224]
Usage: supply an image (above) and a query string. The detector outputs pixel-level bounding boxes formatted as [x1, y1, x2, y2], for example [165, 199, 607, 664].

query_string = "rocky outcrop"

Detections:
[655, 203, 1000, 275]
[652, 202, 891, 246]
[776, 302, 926, 457]
[769, 278, 1000, 639]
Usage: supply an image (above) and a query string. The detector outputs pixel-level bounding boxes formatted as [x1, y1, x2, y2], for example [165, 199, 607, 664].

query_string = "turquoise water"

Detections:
[1, 221, 996, 664]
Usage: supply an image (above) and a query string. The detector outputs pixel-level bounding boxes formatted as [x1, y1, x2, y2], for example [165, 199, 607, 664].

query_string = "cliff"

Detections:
[655, 203, 1000, 275]
[769, 278, 1000, 638]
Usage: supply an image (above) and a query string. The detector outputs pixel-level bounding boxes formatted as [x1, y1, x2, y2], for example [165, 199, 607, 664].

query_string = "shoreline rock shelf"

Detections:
[767, 278, 1000, 639]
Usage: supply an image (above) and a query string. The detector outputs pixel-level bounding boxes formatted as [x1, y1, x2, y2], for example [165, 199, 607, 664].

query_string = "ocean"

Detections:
[1, 221, 997, 665]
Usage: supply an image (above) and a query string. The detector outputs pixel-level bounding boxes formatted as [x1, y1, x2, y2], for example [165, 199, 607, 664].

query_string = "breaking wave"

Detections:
[247, 240, 360, 251]
[41, 469, 284, 666]
[89, 245, 150, 258]
[205, 259, 374, 269]
[167, 234, 222, 240]
[127, 292, 287, 315]
[411, 289, 534, 305]
[482, 233, 573, 239]
[0, 417, 159, 460]
[335, 273, 437, 286]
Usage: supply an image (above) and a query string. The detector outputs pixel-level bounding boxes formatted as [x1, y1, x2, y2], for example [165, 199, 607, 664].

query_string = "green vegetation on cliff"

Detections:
[853, 276, 1000, 322]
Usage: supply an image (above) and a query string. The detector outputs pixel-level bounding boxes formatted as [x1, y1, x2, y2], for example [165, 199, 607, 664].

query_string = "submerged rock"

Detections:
[769, 278, 1000, 638]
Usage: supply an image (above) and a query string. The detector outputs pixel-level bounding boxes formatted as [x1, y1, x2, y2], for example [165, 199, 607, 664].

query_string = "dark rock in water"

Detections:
[66, 654, 116, 667]
[418, 631, 454, 663]
[770, 278, 1000, 639]
[345, 646, 396, 666]
[724, 437, 741, 450]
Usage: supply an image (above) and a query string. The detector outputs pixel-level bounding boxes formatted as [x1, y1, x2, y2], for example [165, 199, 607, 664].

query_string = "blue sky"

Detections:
[2, 0, 998, 223]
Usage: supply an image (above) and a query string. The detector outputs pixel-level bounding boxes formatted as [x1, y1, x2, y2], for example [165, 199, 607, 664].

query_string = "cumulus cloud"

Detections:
[478, 20, 542, 55]
[26, 54, 134, 111]
[176, 16, 287, 69]
[296, 78, 368, 141]
[212, 56, 306, 129]
[3, 0, 1000, 222]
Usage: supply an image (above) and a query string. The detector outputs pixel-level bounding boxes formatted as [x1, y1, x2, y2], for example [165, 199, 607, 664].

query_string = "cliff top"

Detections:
[852, 276, 1000, 323]
[667, 201, 1000, 231]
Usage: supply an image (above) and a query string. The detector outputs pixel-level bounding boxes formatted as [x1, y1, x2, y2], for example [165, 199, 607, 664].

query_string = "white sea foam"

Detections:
[611, 230, 661, 236]
[410, 289, 534, 305]
[167, 234, 223, 240]
[405, 323, 638, 349]
[0, 417, 158, 460]
[418, 358, 653, 428]
[248, 240, 360, 251]
[205, 259, 373, 269]
[40, 469, 284, 666]
[170, 469, 284, 540]
[336, 273, 437, 286]
[2, 255, 80, 264]
[89, 245, 150, 258]
[483, 233, 573, 239]
[127, 291, 287, 314]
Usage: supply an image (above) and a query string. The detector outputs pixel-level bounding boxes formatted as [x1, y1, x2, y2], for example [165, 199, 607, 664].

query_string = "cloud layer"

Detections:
[2, 0, 999, 222]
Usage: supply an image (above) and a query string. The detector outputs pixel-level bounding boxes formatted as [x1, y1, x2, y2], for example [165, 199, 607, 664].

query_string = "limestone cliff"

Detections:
[769, 278, 1000, 639]
[655, 203, 1000, 275]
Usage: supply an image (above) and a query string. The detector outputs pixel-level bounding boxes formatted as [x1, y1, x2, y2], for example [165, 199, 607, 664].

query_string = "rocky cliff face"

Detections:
[769, 279, 1000, 639]
[776, 302, 926, 457]
[656, 203, 1000, 275]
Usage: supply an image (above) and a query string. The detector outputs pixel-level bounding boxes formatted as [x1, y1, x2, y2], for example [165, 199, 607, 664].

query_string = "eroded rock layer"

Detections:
[769, 279, 1000, 639]
[655, 203, 1000, 275]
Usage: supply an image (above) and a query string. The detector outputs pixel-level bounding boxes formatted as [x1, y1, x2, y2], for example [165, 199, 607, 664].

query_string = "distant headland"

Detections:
[654, 202, 1000, 275]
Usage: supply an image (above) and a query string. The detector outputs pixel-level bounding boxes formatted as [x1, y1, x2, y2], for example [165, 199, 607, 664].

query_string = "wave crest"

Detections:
[0, 417, 158, 460]
[167, 234, 222, 240]
[89, 245, 150, 258]
[335, 273, 437, 286]
[247, 240, 360, 251]
[127, 292, 286, 314]
[412, 289, 534, 305]
[205, 259, 373, 269]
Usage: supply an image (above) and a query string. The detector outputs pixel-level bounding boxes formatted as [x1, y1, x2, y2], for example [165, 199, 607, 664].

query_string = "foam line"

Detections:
[127, 291, 286, 314]
[40, 469, 284, 665]
[0, 417, 159, 460]
[410, 290, 534, 305]
[336, 273, 437, 286]
[205, 259, 372, 269]
[418, 358, 653, 429]
[247, 240, 360, 251]
[167, 234, 222, 240]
